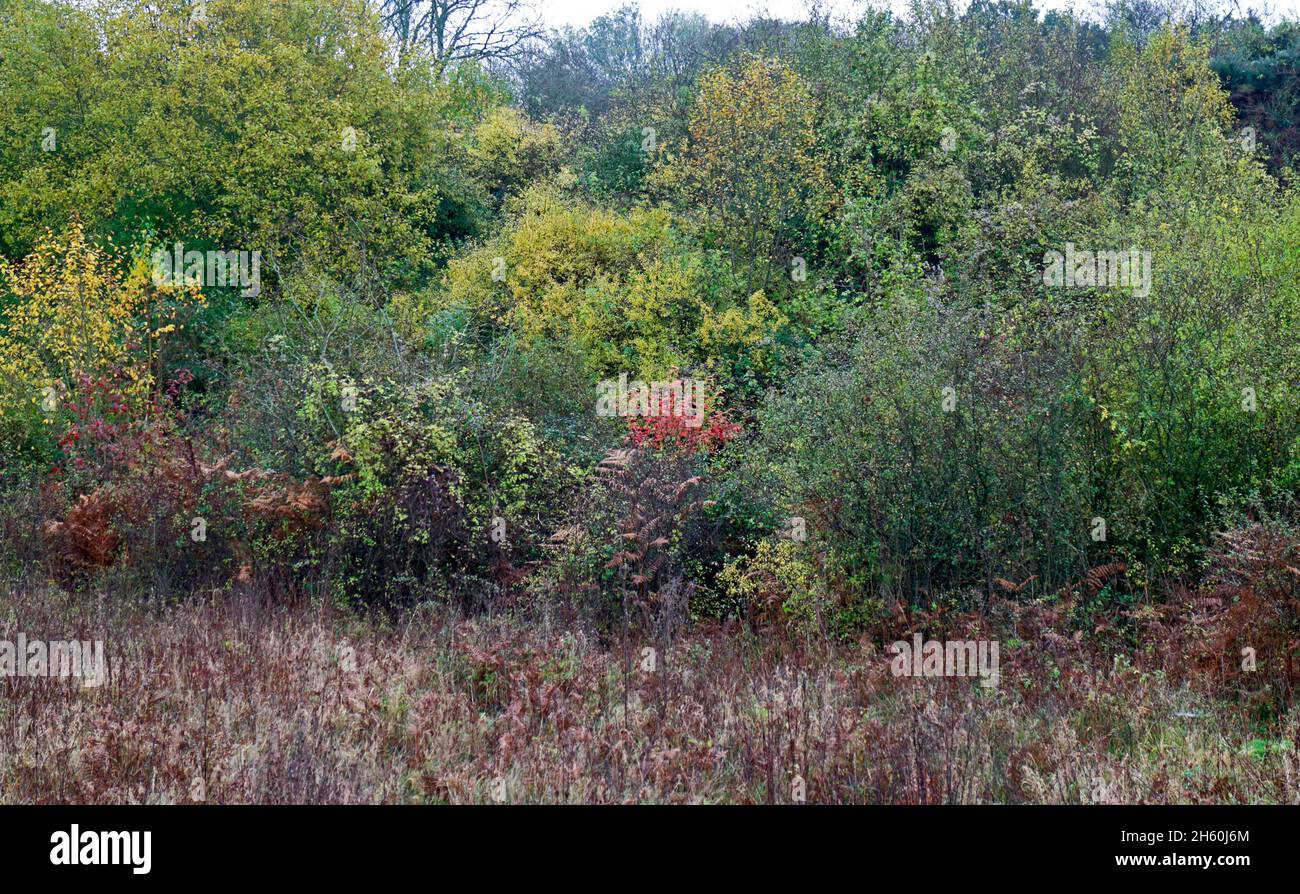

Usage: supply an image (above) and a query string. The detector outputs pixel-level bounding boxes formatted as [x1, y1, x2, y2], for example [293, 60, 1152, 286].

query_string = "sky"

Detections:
[538, 0, 1300, 29]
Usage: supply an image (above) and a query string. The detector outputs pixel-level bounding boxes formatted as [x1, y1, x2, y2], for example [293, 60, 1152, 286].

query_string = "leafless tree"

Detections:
[379, 0, 544, 68]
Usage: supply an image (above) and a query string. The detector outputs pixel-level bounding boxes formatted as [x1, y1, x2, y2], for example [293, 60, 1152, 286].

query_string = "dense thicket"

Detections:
[1, 0, 1297, 645]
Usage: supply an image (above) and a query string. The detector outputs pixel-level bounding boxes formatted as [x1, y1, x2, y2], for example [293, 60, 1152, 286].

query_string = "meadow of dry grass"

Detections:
[3, 571, 1295, 805]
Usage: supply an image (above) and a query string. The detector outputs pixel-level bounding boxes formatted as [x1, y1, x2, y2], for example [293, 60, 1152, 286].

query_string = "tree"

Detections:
[379, 0, 543, 69]
[655, 56, 829, 293]
[0, 0, 500, 293]
[0, 222, 202, 465]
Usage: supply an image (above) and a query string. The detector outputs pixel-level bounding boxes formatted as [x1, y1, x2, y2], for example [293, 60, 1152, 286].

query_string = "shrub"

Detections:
[437, 183, 790, 391]
[0, 222, 202, 473]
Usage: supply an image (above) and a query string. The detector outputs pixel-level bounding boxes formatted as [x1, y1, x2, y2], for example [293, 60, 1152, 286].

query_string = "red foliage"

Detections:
[625, 391, 741, 453]
[53, 368, 189, 479]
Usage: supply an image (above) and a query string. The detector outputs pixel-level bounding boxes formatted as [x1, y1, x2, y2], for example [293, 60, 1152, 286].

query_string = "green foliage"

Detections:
[1210, 17, 1300, 172]
[3, 0, 1298, 630]
[652, 55, 830, 293]
[437, 183, 790, 391]
[0, 0, 502, 290]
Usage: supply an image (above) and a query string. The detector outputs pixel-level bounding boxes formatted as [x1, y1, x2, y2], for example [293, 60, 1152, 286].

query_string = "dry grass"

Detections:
[2, 577, 1296, 804]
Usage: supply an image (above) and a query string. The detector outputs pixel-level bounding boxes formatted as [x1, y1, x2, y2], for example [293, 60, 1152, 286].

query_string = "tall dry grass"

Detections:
[2, 572, 1296, 804]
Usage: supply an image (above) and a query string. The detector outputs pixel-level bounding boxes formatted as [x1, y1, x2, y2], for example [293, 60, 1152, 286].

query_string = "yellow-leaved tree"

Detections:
[0, 222, 201, 462]
[653, 55, 830, 293]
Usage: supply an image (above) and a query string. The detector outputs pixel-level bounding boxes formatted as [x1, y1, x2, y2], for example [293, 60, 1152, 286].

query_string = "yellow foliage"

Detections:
[653, 56, 829, 283]
[466, 106, 563, 198]
[440, 185, 788, 379]
[0, 222, 202, 419]
[718, 538, 826, 629]
[443, 184, 693, 375]
[699, 290, 788, 351]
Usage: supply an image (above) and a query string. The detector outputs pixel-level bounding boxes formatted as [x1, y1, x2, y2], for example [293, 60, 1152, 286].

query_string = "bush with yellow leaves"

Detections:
[465, 106, 563, 203]
[437, 183, 788, 386]
[0, 222, 201, 469]
[718, 538, 831, 636]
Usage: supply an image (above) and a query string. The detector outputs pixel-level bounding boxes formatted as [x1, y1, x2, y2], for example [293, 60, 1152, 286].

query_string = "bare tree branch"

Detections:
[378, 0, 544, 69]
